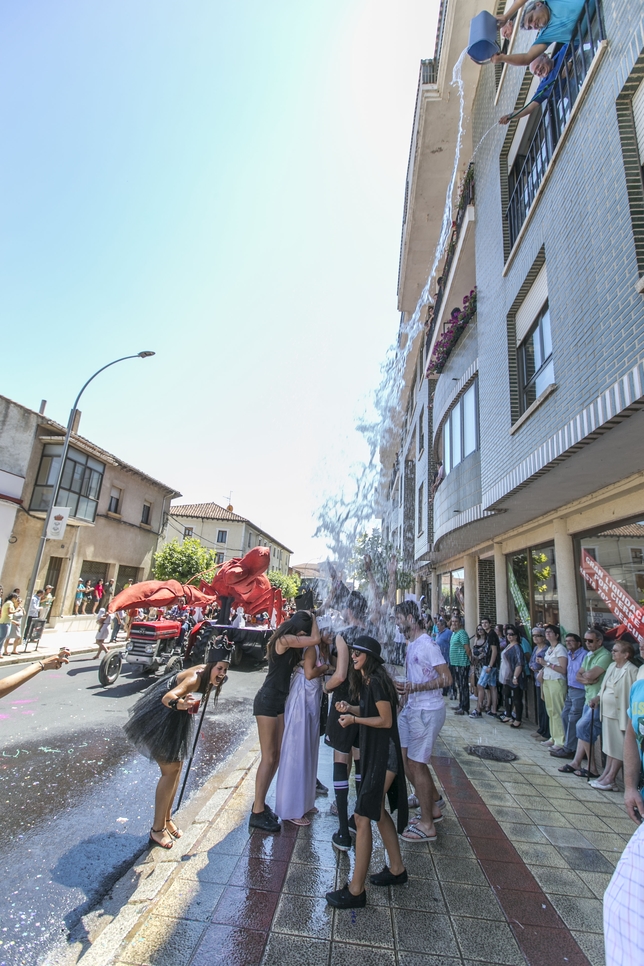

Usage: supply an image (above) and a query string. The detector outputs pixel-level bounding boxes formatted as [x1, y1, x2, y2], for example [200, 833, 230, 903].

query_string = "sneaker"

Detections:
[369, 865, 408, 887]
[326, 884, 366, 908]
[332, 830, 352, 852]
[348, 813, 357, 837]
[454, 709, 466, 715]
[469, 710, 482, 718]
[265, 804, 279, 822]
[330, 801, 338, 816]
[316, 778, 329, 796]
[248, 808, 281, 834]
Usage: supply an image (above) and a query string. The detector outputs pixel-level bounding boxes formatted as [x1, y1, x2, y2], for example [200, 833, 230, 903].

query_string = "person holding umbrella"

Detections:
[124, 642, 232, 849]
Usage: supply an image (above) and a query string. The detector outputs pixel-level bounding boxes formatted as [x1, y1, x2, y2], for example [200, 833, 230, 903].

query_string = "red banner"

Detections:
[580, 549, 644, 641]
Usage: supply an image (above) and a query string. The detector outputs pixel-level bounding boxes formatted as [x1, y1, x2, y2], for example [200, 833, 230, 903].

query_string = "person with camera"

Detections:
[124, 644, 232, 850]
[0, 652, 69, 700]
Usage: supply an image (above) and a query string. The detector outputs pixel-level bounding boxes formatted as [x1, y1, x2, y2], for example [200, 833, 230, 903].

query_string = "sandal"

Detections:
[149, 827, 173, 850]
[499, 716, 512, 724]
[285, 816, 311, 826]
[402, 824, 437, 842]
[574, 768, 599, 778]
[166, 820, 183, 839]
[558, 764, 576, 773]
[510, 720, 521, 728]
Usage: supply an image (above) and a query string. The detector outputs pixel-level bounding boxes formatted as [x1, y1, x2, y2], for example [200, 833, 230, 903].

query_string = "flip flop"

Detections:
[409, 813, 443, 826]
[402, 824, 437, 842]
[285, 816, 311, 826]
[558, 764, 576, 773]
[574, 768, 599, 778]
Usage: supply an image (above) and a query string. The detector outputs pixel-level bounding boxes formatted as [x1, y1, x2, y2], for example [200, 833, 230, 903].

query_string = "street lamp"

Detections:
[24, 352, 156, 628]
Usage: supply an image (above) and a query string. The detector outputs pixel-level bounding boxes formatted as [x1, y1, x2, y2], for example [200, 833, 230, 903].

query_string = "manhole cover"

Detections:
[466, 745, 518, 762]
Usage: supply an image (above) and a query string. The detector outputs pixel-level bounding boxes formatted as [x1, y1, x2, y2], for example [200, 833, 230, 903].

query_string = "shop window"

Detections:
[442, 380, 478, 475]
[518, 302, 554, 414]
[30, 444, 104, 524]
[217, 529, 228, 544]
[439, 568, 465, 613]
[108, 487, 121, 514]
[141, 502, 151, 525]
[579, 521, 644, 631]
[417, 482, 424, 535]
[508, 544, 558, 628]
[116, 565, 138, 593]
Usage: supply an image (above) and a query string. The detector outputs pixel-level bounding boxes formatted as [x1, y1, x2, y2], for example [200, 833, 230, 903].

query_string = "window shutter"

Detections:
[633, 79, 644, 164]
[515, 264, 548, 345]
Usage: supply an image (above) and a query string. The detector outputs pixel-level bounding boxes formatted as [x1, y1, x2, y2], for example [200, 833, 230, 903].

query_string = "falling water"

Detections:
[315, 49, 472, 593]
[471, 121, 497, 159]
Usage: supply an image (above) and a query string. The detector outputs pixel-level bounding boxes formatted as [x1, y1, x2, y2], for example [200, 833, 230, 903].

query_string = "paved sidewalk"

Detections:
[0, 628, 123, 667]
[75, 707, 634, 966]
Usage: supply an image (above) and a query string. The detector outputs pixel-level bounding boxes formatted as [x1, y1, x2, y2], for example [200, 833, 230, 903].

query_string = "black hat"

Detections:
[209, 637, 234, 664]
[350, 636, 384, 664]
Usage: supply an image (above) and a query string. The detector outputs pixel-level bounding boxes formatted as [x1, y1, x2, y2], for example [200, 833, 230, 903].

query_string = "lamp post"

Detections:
[24, 352, 155, 634]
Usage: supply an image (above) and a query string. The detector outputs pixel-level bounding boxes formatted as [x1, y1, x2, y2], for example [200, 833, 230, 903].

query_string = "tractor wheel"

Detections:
[165, 656, 183, 676]
[98, 651, 123, 686]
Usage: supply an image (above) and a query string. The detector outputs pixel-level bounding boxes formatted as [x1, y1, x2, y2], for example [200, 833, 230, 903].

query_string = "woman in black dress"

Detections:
[124, 642, 232, 849]
[326, 636, 408, 909]
[249, 611, 320, 833]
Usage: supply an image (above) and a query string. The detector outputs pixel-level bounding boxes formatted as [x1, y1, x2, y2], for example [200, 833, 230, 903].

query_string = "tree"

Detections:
[349, 530, 414, 596]
[267, 570, 302, 600]
[152, 539, 218, 585]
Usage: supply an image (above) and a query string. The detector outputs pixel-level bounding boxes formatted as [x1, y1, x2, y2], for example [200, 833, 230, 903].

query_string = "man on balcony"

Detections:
[493, 0, 585, 68]
[499, 43, 569, 124]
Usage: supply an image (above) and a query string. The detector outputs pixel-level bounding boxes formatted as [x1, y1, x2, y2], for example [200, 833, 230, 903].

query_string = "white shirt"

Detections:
[28, 595, 41, 618]
[543, 643, 567, 680]
[405, 633, 447, 711]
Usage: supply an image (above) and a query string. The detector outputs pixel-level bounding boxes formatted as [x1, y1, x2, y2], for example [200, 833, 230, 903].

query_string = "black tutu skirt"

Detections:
[124, 673, 195, 763]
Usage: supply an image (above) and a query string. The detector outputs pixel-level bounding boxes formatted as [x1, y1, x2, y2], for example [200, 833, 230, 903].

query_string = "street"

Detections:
[0, 654, 263, 966]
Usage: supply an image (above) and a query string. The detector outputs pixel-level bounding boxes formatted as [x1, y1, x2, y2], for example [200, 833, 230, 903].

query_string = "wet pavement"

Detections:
[0, 656, 263, 966]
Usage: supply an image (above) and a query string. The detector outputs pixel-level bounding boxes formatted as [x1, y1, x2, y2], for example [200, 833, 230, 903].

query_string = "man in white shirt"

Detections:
[394, 601, 452, 842]
[25, 590, 44, 641]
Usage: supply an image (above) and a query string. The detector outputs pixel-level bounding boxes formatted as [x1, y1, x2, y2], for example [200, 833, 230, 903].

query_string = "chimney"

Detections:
[71, 409, 82, 434]
[39, 400, 47, 415]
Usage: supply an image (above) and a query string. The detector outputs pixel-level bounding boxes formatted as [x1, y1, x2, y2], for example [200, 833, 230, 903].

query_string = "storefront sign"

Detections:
[508, 564, 532, 640]
[580, 549, 644, 640]
[46, 507, 70, 541]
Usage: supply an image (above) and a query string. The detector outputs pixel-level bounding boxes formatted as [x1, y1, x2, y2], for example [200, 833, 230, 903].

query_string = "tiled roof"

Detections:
[169, 502, 294, 553]
[170, 502, 247, 522]
[597, 523, 644, 538]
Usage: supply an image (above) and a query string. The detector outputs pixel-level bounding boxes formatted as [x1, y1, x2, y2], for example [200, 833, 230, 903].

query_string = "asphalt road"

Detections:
[0, 654, 263, 966]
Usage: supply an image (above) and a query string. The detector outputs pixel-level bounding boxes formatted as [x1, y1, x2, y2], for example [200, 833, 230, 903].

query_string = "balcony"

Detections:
[506, 0, 606, 249]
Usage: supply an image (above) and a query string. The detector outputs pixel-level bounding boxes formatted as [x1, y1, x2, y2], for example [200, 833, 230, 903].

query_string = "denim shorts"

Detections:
[576, 702, 602, 743]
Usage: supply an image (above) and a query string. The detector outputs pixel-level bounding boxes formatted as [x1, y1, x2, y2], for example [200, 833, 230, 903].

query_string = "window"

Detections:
[442, 380, 478, 475]
[418, 408, 425, 456]
[108, 487, 121, 514]
[417, 482, 424, 535]
[217, 529, 228, 544]
[141, 502, 151, 525]
[215, 551, 224, 565]
[183, 526, 193, 539]
[518, 302, 554, 413]
[30, 444, 104, 523]
[248, 532, 253, 548]
[631, 548, 644, 565]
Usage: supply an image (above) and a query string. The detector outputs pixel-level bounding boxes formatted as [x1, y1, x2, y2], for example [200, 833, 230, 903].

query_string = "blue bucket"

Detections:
[467, 10, 500, 64]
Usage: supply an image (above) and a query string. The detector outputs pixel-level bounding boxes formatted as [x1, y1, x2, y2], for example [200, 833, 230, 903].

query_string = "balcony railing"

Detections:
[425, 164, 475, 355]
[506, 0, 605, 248]
[421, 58, 437, 85]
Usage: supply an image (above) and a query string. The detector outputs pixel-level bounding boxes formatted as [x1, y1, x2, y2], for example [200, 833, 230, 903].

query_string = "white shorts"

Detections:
[398, 703, 446, 764]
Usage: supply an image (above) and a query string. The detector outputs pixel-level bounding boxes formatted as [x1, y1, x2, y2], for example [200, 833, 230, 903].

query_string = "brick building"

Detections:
[380, 0, 644, 637]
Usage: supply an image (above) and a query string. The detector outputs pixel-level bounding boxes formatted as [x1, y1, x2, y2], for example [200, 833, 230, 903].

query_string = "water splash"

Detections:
[316, 49, 470, 570]
[471, 121, 497, 159]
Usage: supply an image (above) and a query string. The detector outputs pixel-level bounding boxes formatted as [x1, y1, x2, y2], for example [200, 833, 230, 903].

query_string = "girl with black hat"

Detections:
[124, 641, 232, 850]
[326, 635, 409, 909]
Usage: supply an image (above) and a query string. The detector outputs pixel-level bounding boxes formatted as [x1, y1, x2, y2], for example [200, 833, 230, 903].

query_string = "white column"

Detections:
[431, 570, 439, 616]
[553, 517, 579, 634]
[494, 543, 509, 625]
[464, 554, 478, 638]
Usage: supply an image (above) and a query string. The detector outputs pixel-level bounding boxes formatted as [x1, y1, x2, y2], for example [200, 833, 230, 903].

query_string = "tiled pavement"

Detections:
[84, 706, 637, 966]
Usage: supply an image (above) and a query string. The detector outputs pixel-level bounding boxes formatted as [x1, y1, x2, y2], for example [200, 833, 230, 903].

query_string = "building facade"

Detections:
[164, 503, 292, 576]
[0, 395, 180, 619]
[380, 0, 644, 639]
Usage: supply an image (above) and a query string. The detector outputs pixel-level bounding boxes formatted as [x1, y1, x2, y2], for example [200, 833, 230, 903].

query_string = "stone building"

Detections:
[0, 394, 180, 621]
[380, 0, 644, 638]
[163, 503, 292, 576]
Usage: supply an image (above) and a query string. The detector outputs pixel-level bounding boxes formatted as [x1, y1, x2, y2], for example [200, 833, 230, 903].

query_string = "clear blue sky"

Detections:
[1, 0, 439, 563]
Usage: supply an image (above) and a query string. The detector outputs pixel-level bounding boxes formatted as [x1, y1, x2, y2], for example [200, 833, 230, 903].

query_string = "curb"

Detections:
[75, 736, 260, 966]
[0, 643, 123, 669]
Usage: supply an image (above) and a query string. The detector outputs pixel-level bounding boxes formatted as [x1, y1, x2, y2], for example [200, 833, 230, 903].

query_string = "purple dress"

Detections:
[275, 652, 322, 820]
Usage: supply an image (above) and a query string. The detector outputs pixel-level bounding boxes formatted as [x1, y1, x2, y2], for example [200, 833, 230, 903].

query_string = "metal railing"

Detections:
[506, 0, 605, 247]
[428, 164, 475, 341]
[421, 59, 437, 85]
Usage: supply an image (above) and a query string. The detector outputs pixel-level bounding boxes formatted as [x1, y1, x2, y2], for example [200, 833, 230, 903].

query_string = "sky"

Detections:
[1, 0, 439, 564]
